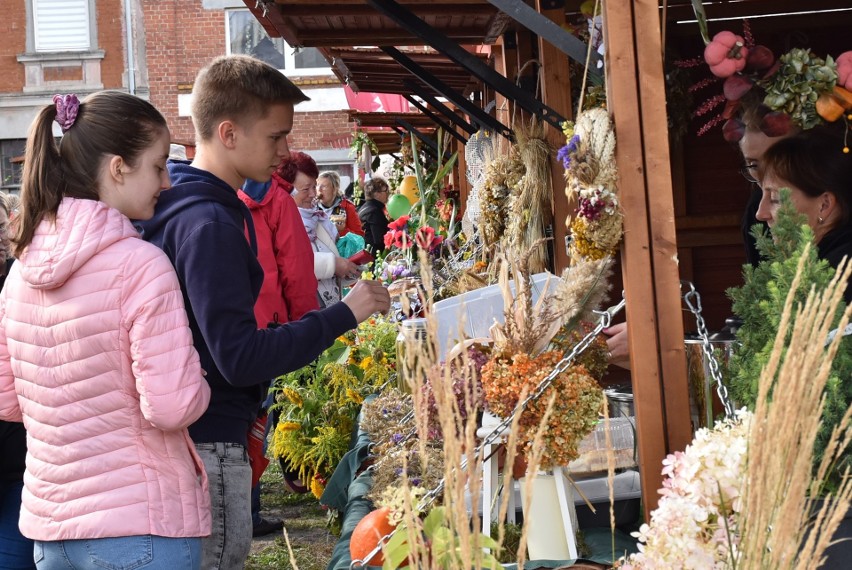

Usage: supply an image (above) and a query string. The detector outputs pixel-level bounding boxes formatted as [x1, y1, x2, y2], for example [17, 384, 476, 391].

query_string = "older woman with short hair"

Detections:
[281, 152, 359, 308]
[317, 171, 363, 238]
[357, 176, 391, 255]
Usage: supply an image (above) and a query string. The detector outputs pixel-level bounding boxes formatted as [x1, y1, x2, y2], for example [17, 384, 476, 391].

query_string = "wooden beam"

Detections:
[277, 4, 498, 16]
[273, 0, 491, 4]
[663, 0, 852, 21]
[496, 32, 517, 129]
[535, 0, 573, 273]
[296, 30, 489, 47]
[634, 0, 692, 456]
[601, 0, 691, 518]
[349, 112, 435, 129]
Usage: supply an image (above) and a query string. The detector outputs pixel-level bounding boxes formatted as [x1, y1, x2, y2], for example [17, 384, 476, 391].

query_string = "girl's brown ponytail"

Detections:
[13, 104, 64, 258]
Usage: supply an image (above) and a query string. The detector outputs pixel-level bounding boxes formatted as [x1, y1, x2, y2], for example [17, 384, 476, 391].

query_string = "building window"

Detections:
[19, 0, 102, 93]
[1, 140, 27, 194]
[226, 9, 330, 76]
[33, 0, 91, 52]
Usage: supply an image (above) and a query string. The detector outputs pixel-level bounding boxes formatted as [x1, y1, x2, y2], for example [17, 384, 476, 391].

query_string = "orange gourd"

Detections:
[816, 87, 852, 123]
[350, 507, 396, 566]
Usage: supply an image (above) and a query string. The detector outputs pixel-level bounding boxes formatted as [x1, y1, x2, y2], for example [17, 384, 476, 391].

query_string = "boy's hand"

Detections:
[342, 280, 390, 322]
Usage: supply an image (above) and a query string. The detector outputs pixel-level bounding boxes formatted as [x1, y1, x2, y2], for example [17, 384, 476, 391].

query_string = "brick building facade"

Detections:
[0, 0, 360, 193]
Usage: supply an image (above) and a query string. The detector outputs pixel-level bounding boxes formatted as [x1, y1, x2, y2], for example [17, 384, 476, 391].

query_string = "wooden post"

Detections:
[535, 0, 573, 272]
[601, 0, 692, 516]
[493, 36, 512, 132]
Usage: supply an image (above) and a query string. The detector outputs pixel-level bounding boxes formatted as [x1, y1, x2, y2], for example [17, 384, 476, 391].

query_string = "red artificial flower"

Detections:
[388, 215, 410, 232]
[393, 230, 413, 250]
[415, 226, 436, 249]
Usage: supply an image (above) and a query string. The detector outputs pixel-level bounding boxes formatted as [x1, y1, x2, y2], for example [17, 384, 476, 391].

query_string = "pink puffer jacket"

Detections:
[0, 198, 211, 541]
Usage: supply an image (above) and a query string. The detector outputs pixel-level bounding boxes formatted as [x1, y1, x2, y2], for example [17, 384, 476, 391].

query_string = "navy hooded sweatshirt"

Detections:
[136, 162, 357, 445]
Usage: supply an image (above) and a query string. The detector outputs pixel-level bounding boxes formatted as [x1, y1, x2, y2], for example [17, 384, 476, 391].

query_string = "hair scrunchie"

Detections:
[53, 94, 80, 133]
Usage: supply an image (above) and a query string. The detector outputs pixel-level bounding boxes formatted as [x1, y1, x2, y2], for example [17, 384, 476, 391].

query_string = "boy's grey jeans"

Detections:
[195, 443, 253, 570]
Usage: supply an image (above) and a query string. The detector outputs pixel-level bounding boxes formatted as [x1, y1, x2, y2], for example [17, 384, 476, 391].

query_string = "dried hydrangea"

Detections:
[421, 345, 489, 438]
[481, 350, 604, 469]
[760, 48, 837, 130]
[618, 412, 751, 569]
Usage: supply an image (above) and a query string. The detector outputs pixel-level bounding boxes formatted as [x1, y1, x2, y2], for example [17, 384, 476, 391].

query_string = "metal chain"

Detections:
[350, 295, 627, 569]
[681, 281, 736, 419]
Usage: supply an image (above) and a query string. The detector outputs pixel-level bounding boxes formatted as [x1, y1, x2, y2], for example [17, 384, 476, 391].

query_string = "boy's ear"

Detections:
[217, 120, 238, 150]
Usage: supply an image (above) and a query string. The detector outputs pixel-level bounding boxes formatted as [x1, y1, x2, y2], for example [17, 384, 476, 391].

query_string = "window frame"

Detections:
[224, 8, 331, 77]
[30, 0, 95, 53]
[0, 139, 28, 194]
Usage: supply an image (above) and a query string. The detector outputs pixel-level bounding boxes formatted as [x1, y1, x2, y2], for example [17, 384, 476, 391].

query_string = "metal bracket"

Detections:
[393, 123, 438, 160]
[366, 0, 567, 129]
[487, 0, 603, 77]
[404, 81, 477, 136]
[396, 118, 442, 157]
[403, 95, 468, 144]
[383, 47, 513, 140]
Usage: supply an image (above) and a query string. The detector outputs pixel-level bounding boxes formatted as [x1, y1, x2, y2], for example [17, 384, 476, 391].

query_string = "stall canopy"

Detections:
[249, 0, 511, 48]
[243, 0, 852, 517]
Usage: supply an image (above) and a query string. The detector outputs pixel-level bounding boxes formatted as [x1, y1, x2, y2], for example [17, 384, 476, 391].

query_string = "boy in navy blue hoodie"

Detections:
[136, 55, 390, 569]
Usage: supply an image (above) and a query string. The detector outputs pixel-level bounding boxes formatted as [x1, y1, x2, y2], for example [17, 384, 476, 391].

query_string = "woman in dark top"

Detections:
[756, 123, 852, 302]
[357, 176, 391, 255]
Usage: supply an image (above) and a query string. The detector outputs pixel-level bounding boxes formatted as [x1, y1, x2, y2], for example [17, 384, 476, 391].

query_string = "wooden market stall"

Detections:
[246, 0, 852, 523]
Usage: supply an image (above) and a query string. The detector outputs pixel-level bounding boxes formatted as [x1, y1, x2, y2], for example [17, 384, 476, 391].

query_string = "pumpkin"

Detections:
[704, 31, 749, 78]
[350, 507, 396, 566]
[837, 51, 852, 91]
[816, 86, 852, 122]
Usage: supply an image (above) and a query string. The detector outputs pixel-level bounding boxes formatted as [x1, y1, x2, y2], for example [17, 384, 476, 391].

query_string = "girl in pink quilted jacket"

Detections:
[0, 91, 211, 569]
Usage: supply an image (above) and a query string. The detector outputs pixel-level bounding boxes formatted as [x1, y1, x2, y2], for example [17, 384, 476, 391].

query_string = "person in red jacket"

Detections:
[238, 173, 321, 535]
[239, 173, 320, 326]
[317, 170, 364, 238]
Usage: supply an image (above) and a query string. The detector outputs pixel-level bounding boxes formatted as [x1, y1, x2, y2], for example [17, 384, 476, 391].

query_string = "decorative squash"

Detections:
[816, 86, 852, 123]
[703, 31, 749, 78]
[837, 51, 852, 91]
[350, 507, 396, 566]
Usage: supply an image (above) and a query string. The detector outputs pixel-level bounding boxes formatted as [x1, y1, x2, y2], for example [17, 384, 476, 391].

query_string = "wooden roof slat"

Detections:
[324, 47, 483, 97]
[348, 111, 436, 129]
[260, 0, 507, 47]
[285, 4, 496, 17]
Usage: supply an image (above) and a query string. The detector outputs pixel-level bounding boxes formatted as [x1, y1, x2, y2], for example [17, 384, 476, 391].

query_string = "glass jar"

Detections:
[395, 318, 428, 393]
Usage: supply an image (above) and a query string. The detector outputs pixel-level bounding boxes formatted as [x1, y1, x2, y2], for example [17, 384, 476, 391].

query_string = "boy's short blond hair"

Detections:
[191, 55, 309, 141]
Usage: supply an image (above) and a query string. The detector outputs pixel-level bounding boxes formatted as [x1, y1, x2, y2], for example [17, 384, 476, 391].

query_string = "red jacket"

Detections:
[238, 174, 319, 327]
[320, 197, 364, 238]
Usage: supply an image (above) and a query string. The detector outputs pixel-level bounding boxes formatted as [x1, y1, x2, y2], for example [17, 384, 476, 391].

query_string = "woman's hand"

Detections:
[602, 322, 631, 369]
[334, 256, 358, 279]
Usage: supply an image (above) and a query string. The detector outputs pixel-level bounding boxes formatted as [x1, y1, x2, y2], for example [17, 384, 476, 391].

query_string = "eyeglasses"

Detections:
[739, 163, 759, 184]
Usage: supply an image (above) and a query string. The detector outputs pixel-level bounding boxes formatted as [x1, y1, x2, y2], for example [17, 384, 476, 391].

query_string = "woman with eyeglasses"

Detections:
[737, 106, 800, 267]
[603, 104, 806, 369]
[357, 176, 391, 256]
